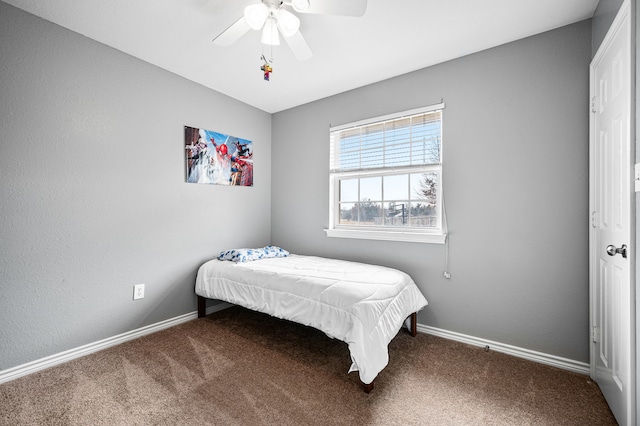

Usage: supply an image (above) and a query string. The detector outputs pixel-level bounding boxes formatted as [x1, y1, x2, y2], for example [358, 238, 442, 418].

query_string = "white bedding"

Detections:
[195, 254, 428, 384]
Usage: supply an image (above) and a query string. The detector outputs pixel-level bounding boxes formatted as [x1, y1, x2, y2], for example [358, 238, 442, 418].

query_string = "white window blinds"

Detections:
[330, 104, 443, 173]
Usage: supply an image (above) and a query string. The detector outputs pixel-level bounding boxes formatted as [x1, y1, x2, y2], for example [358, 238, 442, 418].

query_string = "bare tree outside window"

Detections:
[417, 173, 437, 205]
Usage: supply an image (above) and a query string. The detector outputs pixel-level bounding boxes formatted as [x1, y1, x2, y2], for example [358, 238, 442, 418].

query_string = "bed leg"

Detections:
[410, 312, 417, 337]
[198, 296, 206, 318]
[362, 380, 374, 394]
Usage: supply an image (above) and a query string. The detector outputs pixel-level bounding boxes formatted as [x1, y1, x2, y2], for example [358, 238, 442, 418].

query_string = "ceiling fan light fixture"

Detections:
[291, 0, 310, 12]
[276, 9, 300, 37]
[244, 3, 269, 30]
[215, 0, 368, 63]
[261, 17, 280, 45]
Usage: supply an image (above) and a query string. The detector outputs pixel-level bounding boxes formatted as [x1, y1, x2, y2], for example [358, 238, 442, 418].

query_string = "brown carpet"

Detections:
[1, 306, 616, 425]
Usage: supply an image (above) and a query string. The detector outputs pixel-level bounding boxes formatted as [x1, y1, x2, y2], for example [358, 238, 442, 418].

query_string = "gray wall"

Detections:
[0, 2, 272, 370]
[592, 0, 626, 55]
[272, 21, 592, 362]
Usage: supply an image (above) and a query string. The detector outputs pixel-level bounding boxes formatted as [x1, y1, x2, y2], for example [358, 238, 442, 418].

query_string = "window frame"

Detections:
[325, 103, 446, 244]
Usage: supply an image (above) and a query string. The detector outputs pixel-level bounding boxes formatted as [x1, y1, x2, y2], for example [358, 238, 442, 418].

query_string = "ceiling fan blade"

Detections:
[293, 0, 367, 17]
[213, 16, 251, 46]
[283, 30, 312, 61]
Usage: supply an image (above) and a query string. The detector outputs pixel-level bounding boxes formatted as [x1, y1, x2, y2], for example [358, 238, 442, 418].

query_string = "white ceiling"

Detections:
[4, 0, 598, 113]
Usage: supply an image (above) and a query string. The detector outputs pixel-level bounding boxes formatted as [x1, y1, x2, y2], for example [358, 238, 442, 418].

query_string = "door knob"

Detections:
[606, 244, 627, 258]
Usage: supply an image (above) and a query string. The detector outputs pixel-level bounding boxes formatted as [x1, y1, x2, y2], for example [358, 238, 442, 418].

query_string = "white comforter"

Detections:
[195, 254, 428, 384]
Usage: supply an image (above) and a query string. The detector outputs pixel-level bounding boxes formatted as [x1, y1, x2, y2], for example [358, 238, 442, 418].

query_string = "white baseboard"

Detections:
[0, 303, 588, 385]
[418, 324, 590, 375]
[0, 302, 232, 385]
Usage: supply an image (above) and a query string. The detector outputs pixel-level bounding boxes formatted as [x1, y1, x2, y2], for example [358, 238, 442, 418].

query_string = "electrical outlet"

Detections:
[133, 284, 145, 300]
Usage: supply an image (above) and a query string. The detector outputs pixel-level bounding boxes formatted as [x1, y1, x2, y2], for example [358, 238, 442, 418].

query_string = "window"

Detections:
[325, 103, 446, 244]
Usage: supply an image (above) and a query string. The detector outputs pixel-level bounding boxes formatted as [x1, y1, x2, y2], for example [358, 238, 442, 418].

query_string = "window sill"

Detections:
[324, 228, 447, 244]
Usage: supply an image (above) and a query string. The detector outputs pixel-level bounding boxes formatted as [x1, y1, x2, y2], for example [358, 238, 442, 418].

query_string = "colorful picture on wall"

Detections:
[184, 126, 253, 186]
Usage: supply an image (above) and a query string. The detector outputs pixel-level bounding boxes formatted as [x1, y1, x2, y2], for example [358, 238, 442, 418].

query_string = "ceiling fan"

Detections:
[213, 0, 367, 61]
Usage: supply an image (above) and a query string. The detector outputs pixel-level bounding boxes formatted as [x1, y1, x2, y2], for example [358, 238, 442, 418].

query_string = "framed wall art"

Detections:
[184, 126, 253, 186]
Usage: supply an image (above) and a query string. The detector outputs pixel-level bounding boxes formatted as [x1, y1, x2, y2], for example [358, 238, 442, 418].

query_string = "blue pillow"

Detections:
[217, 246, 290, 263]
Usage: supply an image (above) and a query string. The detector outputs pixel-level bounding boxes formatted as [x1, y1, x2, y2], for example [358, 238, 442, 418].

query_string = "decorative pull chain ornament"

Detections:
[260, 55, 273, 81]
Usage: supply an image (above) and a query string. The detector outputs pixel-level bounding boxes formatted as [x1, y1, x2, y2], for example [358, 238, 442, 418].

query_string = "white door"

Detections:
[589, 1, 634, 425]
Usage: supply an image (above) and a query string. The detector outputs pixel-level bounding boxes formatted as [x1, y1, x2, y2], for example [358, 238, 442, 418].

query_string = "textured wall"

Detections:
[0, 2, 271, 370]
[271, 21, 592, 362]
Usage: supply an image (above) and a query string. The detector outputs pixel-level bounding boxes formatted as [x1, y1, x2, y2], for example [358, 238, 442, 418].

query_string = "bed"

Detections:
[195, 247, 428, 393]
